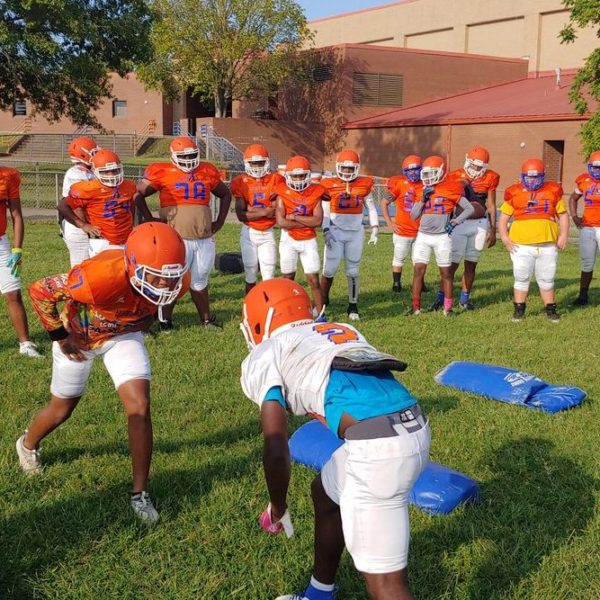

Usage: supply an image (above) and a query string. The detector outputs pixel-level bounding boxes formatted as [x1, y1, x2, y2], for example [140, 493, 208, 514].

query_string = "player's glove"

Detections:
[259, 503, 294, 538]
[7, 248, 22, 277]
[423, 186, 434, 201]
[445, 221, 457, 236]
[323, 228, 335, 249]
[368, 226, 379, 245]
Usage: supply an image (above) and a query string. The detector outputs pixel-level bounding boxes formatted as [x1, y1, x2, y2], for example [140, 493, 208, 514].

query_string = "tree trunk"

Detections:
[214, 88, 227, 117]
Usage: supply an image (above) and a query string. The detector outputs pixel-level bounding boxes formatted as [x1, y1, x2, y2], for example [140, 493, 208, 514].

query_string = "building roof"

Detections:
[345, 72, 594, 129]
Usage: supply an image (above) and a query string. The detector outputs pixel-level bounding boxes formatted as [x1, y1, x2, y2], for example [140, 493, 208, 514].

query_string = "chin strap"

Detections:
[158, 306, 167, 323]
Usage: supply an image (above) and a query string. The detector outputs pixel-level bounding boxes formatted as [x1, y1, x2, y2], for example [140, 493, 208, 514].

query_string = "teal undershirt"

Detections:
[263, 368, 416, 438]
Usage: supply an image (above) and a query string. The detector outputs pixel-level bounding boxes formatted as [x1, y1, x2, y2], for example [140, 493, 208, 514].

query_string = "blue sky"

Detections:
[297, 0, 389, 21]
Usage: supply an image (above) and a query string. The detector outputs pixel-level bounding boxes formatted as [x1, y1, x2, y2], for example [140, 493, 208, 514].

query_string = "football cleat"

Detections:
[443, 309, 456, 318]
[347, 303, 360, 321]
[404, 307, 422, 316]
[130, 491, 159, 523]
[275, 582, 337, 600]
[159, 319, 174, 333]
[545, 303, 560, 323]
[16, 433, 42, 475]
[392, 282, 401, 293]
[573, 294, 588, 307]
[19, 341, 42, 358]
[201, 314, 223, 330]
[459, 301, 475, 311]
[428, 298, 443, 312]
[512, 302, 526, 322]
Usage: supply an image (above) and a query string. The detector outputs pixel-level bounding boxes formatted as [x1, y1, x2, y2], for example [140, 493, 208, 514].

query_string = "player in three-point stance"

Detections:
[17, 223, 189, 523]
[240, 278, 430, 600]
[319, 149, 379, 321]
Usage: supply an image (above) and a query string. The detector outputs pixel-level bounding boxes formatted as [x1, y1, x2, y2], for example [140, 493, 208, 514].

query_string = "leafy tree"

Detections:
[560, 0, 600, 155]
[0, 0, 153, 128]
[139, 0, 313, 117]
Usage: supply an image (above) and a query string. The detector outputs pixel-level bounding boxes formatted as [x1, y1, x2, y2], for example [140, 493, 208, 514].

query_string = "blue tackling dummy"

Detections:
[289, 419, 479, 515]
[435, 361, 586, 414]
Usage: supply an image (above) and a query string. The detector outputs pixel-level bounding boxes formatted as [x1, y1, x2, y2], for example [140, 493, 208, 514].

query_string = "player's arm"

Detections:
[276, 197, 301, 229]
[9, 199, 24, 250]
[59, 195, 101, 237]
[486, 190, 497, 247]
[235, 196, 274, 222]
[451, 197, 475, 224]
[135, 179, 159, 223]
[498, 203, 515, 253]
[211, 181, 232, 234]
[568, 190, 583, 229]
[557, 210, 569, 250]
[294, 200, 323, 228]
[260, 396, 291, 521]
[364, 193, 379, 244]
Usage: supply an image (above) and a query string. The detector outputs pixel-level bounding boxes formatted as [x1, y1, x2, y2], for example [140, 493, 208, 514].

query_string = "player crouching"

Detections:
[17, 223, 189, 523]
[240, 278, 430, 600]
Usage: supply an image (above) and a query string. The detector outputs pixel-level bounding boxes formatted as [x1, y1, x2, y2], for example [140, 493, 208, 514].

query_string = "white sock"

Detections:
[310, 576, 335, 592]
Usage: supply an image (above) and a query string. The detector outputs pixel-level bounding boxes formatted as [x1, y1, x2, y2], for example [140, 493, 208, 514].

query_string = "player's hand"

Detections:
[81, 222, 102, 238]
[502, 238, 516, 253]
[557, 234, 568, 250]
[259, 503, 294, 538]
[423, 186, 434, 201]
[392, 223, 402, 236]
[368, 227, 379, 245]
[323, 228, 335, 249]
[58, 334, 87, 362]
[211, 220, 224, 234]
[486, 228, 497, 248]
[445, 220, 457, 235]
[7, 248, 22, 277]
[572, 215, 583, 229]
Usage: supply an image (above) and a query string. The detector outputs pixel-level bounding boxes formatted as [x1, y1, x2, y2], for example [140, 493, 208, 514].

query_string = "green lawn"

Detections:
[1, 223, 600, 599]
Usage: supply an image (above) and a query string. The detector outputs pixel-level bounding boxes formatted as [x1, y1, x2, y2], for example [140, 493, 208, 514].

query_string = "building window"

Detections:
[352, 73, 403, 106]
[312, 64, 333, 82]
[12, 99, 27, 116]
[112, 100, 127, 117]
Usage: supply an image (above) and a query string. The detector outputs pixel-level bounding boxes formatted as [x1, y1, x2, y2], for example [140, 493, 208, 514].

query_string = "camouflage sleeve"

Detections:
[28, 274, 71, 340]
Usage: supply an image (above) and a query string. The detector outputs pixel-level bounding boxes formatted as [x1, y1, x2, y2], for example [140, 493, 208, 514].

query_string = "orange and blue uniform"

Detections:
[276, 182, 326, 240]
[230, 173, 283, 231]
[575, 173, 600, 227]
[0, 167, 20, 237]
[321, 176, 374, 216]
[386, 175, 422, 237]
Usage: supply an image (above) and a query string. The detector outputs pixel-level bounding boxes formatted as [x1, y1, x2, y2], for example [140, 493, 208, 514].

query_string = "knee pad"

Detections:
[536, 277, 555, 291]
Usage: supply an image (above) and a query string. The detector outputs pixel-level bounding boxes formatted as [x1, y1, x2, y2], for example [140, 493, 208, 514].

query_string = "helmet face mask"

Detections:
[403, 167, 421, 183]
[420, 156, 445, 186]
[402, 155, 422, 183]
[69, 137, 98, 166]
[130, 263, 187, 306]
[521, 159, 545, 191]
[285, 156, 312, 192]
[335, 149, 360, 182]
[171, 148, 200, 172]
[94, 164, 124, 187]
[244, 144, 270, 178]
[588, 153, 600, 180]
[464, 158, 487, 179]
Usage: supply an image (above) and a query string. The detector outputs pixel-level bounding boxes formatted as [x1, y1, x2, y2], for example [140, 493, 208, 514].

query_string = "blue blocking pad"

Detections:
[289, 420, 479, 515]
[435, 361, 586, 414]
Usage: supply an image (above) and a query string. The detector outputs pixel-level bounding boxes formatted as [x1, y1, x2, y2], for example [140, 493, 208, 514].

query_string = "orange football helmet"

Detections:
[336, 149, 360, 182]
[68, 137, 98, 166]
[241, 278, 314, 348]
[91, 149, 124, 187]
[588, 151, 600, 180]
[125, 222, 188, 306]
[521, 158, 545, 191]
[285, 156, 312, 192]
[170, 136, 200, 172]
[244, 144, 270, 178]
[420, 155, 446, 186]
[464, 146, 489, 179]
[402, 155, 422, 183]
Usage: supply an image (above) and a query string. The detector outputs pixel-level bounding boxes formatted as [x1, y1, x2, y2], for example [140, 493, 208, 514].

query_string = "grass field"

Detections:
[2, 222, 600, 600]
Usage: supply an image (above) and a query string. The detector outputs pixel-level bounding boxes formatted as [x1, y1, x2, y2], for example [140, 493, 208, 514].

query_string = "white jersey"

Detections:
[62, 164, 94, 197]
[241, 322, 393, 417]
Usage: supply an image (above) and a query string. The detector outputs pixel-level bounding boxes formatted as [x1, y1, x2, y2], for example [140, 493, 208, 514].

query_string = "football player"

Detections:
[568, 151, 600, 306]
[135, 136, 232, 331]
[60, 137, 98, 266]
[0, 164, 41, 357]
[59, 149, 135, 257]
[408, 156, 475, 316]
[275, 156, 326, 314]
[240, 278, 430, 600]
[431, 146, 500, 310]
[320, 149, 379, 321]
[18, 222, 189, 522]
[381, 155, 423, 293]
[231, 144, 283, 293]
[499, 158, 568, 322]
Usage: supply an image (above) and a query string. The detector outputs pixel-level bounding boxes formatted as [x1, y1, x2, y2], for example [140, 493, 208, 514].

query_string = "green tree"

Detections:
[0, 0, 153, 128]
[139, 0, 313, 117]
[560, 0, 600, 155]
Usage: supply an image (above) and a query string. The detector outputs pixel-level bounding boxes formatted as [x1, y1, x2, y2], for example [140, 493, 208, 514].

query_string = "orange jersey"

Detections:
[386, 175, 422, 237]
[0, 167, 20, 237]
[143, 162, 221, 207]
[422, 181, 464, 215]
[29, 250, 189, 350]
[321, 176, 374, 214]
[230, 172, 283, 231]
[575, 173, 600, 227]
[503, 182, 565, 222]
[276, 182, 325, 240]
[67, 179, 135, 244]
